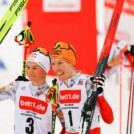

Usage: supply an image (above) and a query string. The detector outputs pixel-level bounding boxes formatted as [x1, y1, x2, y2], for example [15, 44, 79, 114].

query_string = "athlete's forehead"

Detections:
[26, 61, 41, 68]
[51, 58, 66, 64]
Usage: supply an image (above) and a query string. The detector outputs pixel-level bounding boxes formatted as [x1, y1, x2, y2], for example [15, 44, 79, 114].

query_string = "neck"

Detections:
[32, 80, 46, 87]
[64, 70, 77, 85]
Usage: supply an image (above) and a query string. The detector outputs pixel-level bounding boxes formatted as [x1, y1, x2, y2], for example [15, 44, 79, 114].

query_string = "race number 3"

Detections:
[25, 117, 34, 134]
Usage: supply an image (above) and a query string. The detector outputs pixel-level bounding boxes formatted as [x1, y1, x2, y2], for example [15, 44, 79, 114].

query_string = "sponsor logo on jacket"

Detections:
[19, 96, 48, 114]
[59, 90, 81, 104]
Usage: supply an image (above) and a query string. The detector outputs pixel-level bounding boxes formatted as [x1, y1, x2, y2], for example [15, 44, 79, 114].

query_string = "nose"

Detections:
[26, 68, 33, 75]
[52, 64, 59, 73]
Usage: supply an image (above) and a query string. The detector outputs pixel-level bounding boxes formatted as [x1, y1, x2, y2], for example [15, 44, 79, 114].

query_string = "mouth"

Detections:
[56, 72, 65, 80]
[57, 72, 63, 75]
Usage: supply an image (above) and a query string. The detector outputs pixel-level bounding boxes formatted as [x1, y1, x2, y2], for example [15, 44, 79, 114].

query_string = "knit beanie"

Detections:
[51, 41, 77, 65]
[26, 47, 50, 73]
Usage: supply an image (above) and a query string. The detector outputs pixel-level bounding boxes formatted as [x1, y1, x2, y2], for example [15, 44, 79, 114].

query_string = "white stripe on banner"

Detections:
[43, 0, 81, 12]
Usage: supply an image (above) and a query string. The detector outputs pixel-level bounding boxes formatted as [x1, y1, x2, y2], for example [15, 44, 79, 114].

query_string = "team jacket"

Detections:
[0, 81, 52, 134]
[57, 72, 114, 134]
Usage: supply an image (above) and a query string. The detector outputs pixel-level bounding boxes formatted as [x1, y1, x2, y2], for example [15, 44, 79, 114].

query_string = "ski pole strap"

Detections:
[14, 21, 34, 46]
[51, 79, 58, 105]
[15, 21, 34, 77]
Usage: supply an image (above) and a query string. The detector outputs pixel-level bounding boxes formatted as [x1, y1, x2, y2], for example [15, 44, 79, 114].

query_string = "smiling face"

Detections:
[26, 61, 47, 86]
[51, 58, 76, 83]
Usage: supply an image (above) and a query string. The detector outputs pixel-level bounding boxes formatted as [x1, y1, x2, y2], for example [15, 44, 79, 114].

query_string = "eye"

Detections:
[26, 66, 30, 69]
[33, 67, 38, 70]
[58, 61, 63, 65]
[51, 62, 55, 66]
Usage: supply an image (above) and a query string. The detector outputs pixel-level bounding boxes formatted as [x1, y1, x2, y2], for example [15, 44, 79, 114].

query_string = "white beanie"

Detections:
[26, 51, 50, 73]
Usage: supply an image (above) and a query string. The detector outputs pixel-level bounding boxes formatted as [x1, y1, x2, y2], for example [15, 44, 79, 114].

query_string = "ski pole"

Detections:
[14, 21, 34, 77]
[51, 79, 58, 134]
[119, 49, 123, 134]
[46, 78, 58, 134]
[126, 54, 134, 134]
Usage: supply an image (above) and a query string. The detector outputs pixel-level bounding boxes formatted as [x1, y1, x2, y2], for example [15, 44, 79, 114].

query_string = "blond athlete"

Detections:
[51, 41, 114, 134]
[0, 47, 52, 134]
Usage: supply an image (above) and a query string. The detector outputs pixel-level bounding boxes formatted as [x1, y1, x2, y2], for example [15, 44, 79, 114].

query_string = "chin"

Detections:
[58, 76, 63, 81]
[29, 78, 36, 82]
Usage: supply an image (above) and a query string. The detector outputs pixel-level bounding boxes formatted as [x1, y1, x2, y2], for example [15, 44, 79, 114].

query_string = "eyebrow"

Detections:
[26, 64, 40, 67]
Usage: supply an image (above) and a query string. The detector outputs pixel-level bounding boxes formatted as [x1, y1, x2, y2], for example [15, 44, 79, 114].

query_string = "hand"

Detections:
[15, 76, 29, 81]
[46, 79, 57, 102]
[107, 54, 120, 67]
[90, 73, 106, 94]
[46, 88, 54, 102]
[130, 45, 134, 56]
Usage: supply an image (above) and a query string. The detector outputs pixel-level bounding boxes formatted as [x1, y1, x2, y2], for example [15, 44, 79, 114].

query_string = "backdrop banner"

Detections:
[25, 0, 97, 75]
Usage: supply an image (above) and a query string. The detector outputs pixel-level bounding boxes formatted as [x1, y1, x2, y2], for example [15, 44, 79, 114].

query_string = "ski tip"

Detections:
[27, 21, 32, 27]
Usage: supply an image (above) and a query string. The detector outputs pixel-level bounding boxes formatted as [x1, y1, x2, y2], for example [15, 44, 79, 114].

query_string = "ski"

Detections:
[0, 0, 20, 29]
[0, 0, 29, 44]
[79, 0, 124, 134]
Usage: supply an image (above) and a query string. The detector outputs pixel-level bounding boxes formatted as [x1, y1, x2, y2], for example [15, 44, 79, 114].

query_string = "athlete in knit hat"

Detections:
[0, 47, 53, 134]
[51, 41, 114, 134]
[51, 41, 77, 66]
[27, 47, 50, 73]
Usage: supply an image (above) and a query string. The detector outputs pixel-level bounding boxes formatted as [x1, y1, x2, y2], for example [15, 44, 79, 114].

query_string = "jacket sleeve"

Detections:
[97, 95, 114, 124]
[0, 81, 19, 101]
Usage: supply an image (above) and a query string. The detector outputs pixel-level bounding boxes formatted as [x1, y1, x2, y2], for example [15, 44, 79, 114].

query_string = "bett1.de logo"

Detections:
[59, 90, 81, 104]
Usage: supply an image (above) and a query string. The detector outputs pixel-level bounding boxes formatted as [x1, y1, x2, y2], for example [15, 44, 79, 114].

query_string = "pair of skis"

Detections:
[79, 0, 125, 134]
[0, 0, 29, 44]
